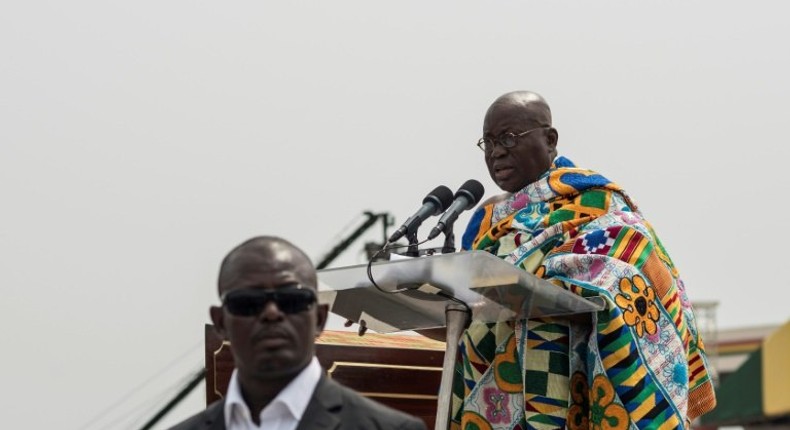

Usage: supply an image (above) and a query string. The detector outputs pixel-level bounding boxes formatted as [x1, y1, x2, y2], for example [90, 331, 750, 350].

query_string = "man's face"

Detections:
[210, 247, 327, 382]
[482, 102, 557, 193]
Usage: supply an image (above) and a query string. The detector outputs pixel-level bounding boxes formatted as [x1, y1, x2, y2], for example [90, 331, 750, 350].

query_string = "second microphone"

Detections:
[427, 179, 485, 240]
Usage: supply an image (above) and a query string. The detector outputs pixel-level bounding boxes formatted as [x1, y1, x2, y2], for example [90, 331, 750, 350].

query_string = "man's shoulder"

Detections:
[321, 378, 427, 429]
[166, 399, 224, 430]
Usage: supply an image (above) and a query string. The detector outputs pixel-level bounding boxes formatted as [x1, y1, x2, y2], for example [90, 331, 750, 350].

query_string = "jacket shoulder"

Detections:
[166, 400, 224, 430]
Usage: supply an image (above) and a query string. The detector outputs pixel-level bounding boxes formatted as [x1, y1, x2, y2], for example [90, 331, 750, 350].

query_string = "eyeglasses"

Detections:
[476, 125, 550, 153]
[221, 285, 317, 316]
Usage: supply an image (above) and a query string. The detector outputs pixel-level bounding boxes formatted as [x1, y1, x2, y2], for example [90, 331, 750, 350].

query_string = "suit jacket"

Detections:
[168, 374, 428, 430]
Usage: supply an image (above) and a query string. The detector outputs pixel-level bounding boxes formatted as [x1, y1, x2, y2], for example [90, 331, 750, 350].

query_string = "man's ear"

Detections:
[210, 306, 228, 341]
[546, 127, 559, 159]
[315, 304, 329, 335]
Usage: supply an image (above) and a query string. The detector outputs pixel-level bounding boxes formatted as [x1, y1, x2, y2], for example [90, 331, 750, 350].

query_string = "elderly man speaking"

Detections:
[449, 91, 717, 430]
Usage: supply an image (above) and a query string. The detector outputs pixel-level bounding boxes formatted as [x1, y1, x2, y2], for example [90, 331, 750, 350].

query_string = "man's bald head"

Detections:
[217, 236, 317, 295]
[485, 91, 553, 129]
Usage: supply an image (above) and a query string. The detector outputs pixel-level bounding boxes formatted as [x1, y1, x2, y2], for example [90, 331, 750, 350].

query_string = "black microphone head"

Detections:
[455, 179, 485, 207]
[423, 185, 454, 215]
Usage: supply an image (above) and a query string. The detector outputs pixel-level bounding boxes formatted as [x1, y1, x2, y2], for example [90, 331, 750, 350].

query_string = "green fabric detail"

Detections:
[548, 351, 570, 375]
[548, 209, 575, 224]
[524, 369, 549, 394]
[580, 189, 607, 209]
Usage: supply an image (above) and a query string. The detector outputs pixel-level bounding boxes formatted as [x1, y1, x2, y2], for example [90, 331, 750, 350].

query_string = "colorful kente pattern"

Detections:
[452, 157, 716, 430]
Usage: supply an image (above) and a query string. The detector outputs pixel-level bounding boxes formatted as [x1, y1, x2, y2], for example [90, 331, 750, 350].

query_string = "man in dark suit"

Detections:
[169, 236, 427, 430]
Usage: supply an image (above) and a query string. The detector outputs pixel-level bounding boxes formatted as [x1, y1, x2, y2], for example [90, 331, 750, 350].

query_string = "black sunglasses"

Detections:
[221, 286, 317, 316]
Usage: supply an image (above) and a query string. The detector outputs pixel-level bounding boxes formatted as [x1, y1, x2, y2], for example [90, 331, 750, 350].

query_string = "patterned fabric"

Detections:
[451, 157, 716, 430]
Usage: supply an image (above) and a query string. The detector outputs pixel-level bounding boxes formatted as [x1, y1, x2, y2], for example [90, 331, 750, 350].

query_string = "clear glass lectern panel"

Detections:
[317, 251, 604, 334]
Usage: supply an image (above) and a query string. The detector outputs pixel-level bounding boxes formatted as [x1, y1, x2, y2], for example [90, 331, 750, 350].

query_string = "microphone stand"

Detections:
[406, 230, 420, 257]
[441, 225, 456, 254]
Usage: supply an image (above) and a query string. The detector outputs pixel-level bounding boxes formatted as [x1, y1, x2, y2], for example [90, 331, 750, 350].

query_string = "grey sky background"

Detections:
[2, 1, 789, 428]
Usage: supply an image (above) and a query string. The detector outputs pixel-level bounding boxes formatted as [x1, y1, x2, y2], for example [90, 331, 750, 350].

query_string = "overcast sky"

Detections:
[2, 1, 789, 428]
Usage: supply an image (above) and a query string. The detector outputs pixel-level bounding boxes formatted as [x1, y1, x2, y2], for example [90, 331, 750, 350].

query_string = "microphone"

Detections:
[427, 179, 485, 240]
[387, 185, 454, 243]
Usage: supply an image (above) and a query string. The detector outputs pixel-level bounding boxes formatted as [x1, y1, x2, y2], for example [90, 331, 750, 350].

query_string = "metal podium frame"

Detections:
[317, 250, 604, 430]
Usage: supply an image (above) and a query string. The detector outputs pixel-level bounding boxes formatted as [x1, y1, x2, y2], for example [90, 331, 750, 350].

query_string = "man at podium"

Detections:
[450, 91, 716, 429]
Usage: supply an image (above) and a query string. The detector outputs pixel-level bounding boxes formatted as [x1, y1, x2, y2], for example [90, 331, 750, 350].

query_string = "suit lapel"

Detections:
[297, 375, 342, 430]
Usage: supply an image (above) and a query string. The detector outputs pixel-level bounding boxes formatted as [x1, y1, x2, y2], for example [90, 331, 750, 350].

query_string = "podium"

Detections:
[317, 250, 605, 430]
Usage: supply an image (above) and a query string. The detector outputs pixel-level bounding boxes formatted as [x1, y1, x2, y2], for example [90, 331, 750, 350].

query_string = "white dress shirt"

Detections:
[223, 357, 322, 430]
